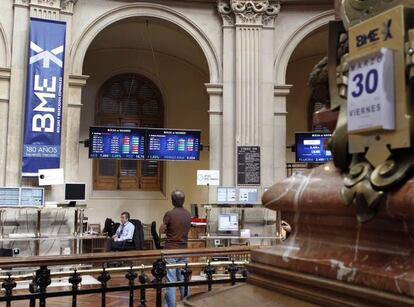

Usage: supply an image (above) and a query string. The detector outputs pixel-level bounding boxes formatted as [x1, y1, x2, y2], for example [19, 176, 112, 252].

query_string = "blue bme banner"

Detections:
[22, 18, 66, 176]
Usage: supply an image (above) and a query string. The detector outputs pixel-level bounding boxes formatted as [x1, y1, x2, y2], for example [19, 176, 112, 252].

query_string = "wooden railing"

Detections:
[0, 246, 252, 307]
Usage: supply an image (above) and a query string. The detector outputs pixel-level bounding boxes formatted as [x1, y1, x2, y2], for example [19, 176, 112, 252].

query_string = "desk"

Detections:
[0, 207, 89, 255]
[201, 203, 279, 240]
[81, 235, 108, 253]
[200, 235, 281, 247]
[0, 234, 107, 255]
[0, 206, 87, 238]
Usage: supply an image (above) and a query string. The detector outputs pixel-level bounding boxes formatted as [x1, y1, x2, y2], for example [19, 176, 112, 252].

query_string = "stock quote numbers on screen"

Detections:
[295, 132, 332, 163]
[146, 129, 200, 161]
[89, 127, 146, 159]
[89, 127, 200, 161]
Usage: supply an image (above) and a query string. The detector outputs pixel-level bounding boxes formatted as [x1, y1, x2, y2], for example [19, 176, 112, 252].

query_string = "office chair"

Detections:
[111, 219, 144, 251]
[103, 218, 119, 237]
[151, 221, 163, 249]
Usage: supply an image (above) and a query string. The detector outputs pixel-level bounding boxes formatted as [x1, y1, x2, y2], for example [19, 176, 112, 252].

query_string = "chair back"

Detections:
[151, 221, 162, 249]
[103, 218, 119, 237]
[129, 219, 145, 250]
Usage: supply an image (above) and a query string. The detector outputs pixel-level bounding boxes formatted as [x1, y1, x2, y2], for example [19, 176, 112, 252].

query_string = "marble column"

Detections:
[218, 0, 280, 185]
[59, 0, 82, 182]
[206, 83, 223, 201]
[273, 85, 291, 182]
[219, 6, 236, 186]
[0, 68, 11, 185]
[64, 75, 88, 182]
[5, 0, 30, 185]
[261, 12, 278, 188]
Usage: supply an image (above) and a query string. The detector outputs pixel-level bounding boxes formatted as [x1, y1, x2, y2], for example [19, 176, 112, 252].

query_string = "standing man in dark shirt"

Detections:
[159, 189, 191, 307]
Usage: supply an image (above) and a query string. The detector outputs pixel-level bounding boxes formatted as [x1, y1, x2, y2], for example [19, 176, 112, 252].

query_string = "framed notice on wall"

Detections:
[237, 146, 260, 185]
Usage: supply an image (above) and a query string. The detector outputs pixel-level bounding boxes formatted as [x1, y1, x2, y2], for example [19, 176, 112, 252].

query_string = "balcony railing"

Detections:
[0, 246, 251, 307]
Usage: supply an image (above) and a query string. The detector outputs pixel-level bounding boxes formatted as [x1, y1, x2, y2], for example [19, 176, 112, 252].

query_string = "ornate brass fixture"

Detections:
[327, 0, 414, 222]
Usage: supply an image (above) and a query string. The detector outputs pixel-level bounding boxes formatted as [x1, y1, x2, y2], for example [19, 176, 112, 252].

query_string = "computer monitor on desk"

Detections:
[218, 213, 239, 232]
[64, 183, 86, 206]
[20, 187, 44, 207]
[238, 187, 259, 203]
[216, 187, 237, 203]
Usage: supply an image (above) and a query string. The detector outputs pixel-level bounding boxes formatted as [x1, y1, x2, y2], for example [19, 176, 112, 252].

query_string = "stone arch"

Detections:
[274, 10, 335, 84]
[70, 3, 221, 83]
[0, 22, 10, 67]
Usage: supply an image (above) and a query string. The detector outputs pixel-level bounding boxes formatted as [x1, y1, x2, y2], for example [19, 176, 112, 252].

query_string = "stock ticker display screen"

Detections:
[295, 132, 332, 163]
[89, 127, 146, 159]
[146, 129, 200, 161]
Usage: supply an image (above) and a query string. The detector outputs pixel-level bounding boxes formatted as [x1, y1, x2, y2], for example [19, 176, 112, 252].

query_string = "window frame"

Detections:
[93, 73, 164, 191]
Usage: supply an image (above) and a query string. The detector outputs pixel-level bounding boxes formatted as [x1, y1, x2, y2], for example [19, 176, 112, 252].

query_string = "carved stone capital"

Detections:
[217, 0, 234, 26]
[218, 0, 280, 26]
[61, 0, 77, 12]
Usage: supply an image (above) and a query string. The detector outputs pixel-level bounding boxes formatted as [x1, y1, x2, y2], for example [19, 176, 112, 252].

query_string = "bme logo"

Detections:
[356, 19, 393, 48]
[30, 41, 64, 133]
[29, 42, 64, 68]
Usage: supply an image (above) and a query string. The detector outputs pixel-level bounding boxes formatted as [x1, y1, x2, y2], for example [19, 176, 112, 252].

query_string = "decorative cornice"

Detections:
[68, 74, 89, 87]
[218, 0, 281, 26]
[205, 83, 223, 95]
[13, 0, 29, 8]
[208, 110, 223, 115]
[26, 0, 77, 18]
[273, 84, 292, 96]
[0, 67, 11, 80]
[31, 0, 59, 8]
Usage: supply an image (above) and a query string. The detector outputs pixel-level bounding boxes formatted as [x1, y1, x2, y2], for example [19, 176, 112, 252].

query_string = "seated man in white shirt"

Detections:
[110, 211, 135, 250]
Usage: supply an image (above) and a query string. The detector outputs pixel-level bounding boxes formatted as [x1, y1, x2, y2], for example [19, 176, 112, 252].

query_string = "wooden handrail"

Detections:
[0, 246, 252, 268]
[0, 260, 249, 281]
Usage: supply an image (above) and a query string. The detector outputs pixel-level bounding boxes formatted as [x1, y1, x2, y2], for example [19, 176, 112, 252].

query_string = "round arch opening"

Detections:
[77, 14, 211, 225]
[285, 24, 329, 164]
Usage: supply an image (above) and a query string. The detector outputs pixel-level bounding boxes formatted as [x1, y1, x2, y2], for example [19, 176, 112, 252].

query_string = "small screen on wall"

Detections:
[295, 132, 332, 163]
[89, 126, 146, 159]
[146, 129, 201, 161]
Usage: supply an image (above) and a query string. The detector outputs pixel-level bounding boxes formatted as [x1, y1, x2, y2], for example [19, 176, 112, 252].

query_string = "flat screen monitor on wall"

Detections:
[89, 126, 146, 160]
[146, 129, 201, 161]
[218, 213, 239, 232]
[64, 183, 86, 203]
[295, 132, 332, 163]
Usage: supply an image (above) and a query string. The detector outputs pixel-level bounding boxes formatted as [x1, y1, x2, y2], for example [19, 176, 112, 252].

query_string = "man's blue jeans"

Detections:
[164, 258, 188, 307]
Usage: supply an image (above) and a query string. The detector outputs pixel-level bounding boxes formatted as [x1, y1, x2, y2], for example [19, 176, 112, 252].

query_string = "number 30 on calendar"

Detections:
[347, 48, 395, 132]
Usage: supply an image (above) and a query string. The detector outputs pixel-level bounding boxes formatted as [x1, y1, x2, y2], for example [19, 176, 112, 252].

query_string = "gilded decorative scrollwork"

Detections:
[328, 1, 414, 222]
[341, 162, 383, 223]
